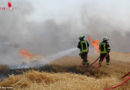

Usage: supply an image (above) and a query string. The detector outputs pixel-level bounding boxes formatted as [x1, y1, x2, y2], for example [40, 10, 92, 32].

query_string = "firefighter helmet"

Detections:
[103, 37, 109, 41]
[79, 35, 85, 40]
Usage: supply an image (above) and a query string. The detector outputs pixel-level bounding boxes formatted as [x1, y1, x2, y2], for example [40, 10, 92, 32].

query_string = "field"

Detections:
[0, 52, 130, 90]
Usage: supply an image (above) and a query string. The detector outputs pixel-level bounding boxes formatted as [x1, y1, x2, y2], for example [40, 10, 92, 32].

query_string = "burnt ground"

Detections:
[0, 64, 108, 82]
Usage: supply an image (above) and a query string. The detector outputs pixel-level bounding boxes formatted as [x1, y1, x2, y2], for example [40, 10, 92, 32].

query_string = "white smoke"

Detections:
[0, 0, 130, 66]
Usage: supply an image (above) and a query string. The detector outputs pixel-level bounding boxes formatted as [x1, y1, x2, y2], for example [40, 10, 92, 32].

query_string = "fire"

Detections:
[87, 36, 99, 53]
[20, 49, 43, 60]
[20, 49, 35, 60]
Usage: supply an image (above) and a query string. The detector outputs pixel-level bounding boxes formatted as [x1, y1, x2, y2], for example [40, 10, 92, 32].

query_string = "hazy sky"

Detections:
[1, 0, 130, 23]
[1, 0, 129, 29]
[27, 0, 130, 21]
[28, 0, 84, 22]
[22, 0, 130, 32]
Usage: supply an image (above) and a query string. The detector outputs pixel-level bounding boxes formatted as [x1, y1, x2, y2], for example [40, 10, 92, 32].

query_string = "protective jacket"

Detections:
[99, 41, 110, 54]
[78, 40, 89, 53]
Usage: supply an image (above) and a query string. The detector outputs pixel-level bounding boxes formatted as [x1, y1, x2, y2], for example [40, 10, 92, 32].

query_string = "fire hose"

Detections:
[104, 76, 130, 90]
[121, 72, 130, 79]
[96, 53, 109, 68]
[90, 56, 100, 66]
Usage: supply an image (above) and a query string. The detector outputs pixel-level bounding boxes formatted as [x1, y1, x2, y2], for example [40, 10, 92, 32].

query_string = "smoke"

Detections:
[28, 20, 75, 55]
[0, 0, 130, 65]
[0, 0, 77, 65]
[80, 16, 130, 52]
[110, 31, 130, 52]
[0, 0, 34, 65]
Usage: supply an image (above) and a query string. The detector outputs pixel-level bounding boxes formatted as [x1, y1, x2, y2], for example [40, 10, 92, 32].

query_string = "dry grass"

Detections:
[0, 70, 121, 90]
[110, 52, 130, 62]
[0, 52, 130, 90]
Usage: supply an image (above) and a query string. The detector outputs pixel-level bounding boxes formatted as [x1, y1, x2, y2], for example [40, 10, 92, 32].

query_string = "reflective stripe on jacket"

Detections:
[99, 42, 110, 54]
[80, 40, 88, 53]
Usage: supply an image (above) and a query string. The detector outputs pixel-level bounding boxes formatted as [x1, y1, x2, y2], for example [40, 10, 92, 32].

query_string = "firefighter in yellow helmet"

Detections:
[77, 35, 89, 66]
[99, 37, 111, 65]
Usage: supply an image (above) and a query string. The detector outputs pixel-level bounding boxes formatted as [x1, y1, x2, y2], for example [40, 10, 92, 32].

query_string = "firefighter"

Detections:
[99, 37, 111, 65]
[77, 35, 89, 66]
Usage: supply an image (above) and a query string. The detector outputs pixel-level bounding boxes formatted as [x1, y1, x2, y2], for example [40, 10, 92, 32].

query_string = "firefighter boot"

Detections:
[106, 62, 110, 65]
[84, 61, 89, 66]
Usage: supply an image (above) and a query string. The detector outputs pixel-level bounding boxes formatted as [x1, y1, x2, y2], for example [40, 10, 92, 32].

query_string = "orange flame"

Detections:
[87, 36, 99, 53]
[19, 49, 35, 60]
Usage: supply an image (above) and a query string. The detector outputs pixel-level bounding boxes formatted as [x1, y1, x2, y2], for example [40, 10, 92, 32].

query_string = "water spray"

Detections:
[40, 47, 78, 64]
[9, 48, 78, 69]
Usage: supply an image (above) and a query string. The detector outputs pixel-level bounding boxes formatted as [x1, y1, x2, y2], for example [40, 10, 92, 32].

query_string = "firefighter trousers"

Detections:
[99, 53, 110, 63]
[79, 52, 88, 65]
